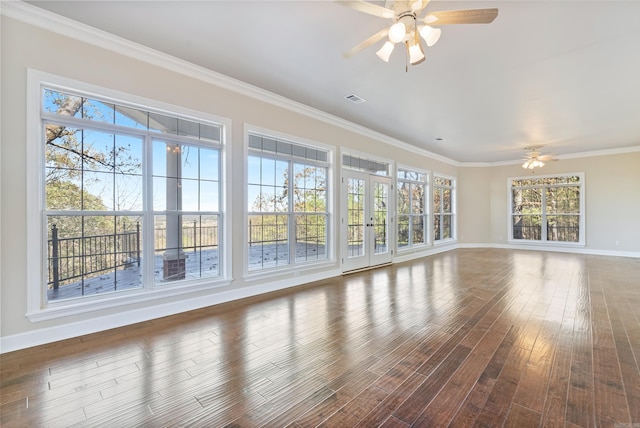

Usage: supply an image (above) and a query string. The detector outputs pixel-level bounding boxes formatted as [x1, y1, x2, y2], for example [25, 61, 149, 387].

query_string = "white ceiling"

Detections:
[24, 0, 640, 163]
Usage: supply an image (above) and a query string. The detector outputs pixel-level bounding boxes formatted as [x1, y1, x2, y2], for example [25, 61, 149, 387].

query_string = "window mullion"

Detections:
[541, 186, 548, 242]
[288, 160, 295, 266]
[144, 134, 155, 290]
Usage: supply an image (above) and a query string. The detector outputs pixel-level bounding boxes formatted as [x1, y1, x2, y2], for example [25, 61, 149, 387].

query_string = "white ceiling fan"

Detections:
[522, 146, 558, 170]
[339, 0, 498, 67]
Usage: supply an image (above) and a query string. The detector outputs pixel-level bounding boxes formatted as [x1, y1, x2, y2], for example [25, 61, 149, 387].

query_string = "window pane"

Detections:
[82, 97, 115, 124]
[434, 177, 451, 186]
[295, 214, 327, 263]
[248, 214, 289, 271]
[46, 176, 83, 210]
[398, 215, 409, 248]
[177, 118, 199, 138]
[443, 188, 452, 213]
[47, 215, 143, 302]
[200, 180, 219, 212]
[200, 148, 219, 181]
[513, 188, 542, 213]
[434, 188, 442, 213]
[200, 124, 221, 143]
[442, 214, 452, 239]
[293, 164, 326, 213]
[412, 216, 425, 245]
[411, 183, 425, 214]
[82, 171, 114, 210]
[547, 215, 580, 242]
[261, 158, 276, 185]
[374, 182, 389, 255]
[154, 214, 220, 283]
[114, 173, 143, 211]
[43, 90, 82, 117]
[115, 105, 148, 129]
[149, 112, 178, 134]
[45, 125, 82, 172]
[347, 178, 365, 257]
[512, 215, 542, 240]
[181, 179, 199, 211]
[546, 187, 580, 214]
[181, 146, 199, 180]
[398, 182, 410, 215]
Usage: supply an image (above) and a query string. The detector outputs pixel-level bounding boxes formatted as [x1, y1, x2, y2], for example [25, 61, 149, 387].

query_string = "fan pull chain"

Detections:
[405, 41, 409, 72]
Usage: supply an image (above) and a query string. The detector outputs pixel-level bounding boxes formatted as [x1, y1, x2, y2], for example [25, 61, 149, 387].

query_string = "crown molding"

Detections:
[1, 0, 460, 167]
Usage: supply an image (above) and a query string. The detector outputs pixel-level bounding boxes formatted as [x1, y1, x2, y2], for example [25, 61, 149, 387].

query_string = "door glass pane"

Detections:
[347, 178, 365, 258]
[374, 182, 388, 255]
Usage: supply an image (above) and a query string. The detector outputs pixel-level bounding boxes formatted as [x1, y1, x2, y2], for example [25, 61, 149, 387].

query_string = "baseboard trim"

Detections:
[458, 243, 640, 258]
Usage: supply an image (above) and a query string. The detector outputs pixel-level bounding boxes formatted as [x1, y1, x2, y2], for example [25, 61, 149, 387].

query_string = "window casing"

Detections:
[433, 175, 456, 242]
[509, 174, 584, 245]
[28, 72, 230, 318]
[397, 168, 428, 249]
[247, 133, 330, 273]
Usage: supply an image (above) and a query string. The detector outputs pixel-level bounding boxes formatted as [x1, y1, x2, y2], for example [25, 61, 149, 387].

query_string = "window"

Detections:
[433, 175, 455, 242]
[247, 133, 330, 272]
[510, 174, 583, 244]
[29, 73, 229, 315]
[397, 168, 428, 249]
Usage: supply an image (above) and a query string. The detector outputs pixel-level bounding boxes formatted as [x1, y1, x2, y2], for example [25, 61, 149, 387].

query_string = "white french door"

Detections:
[341, 169, 392, 272]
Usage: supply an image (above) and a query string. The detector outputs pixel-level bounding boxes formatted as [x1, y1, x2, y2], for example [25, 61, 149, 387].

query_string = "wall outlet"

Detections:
[615, 240, 621, 247]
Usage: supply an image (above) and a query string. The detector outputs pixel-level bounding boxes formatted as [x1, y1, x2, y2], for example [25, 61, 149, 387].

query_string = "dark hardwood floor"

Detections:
[1, 248, 639, 427]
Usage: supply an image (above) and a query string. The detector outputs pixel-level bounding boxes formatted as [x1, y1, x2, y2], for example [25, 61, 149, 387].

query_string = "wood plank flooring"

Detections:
[1, 248, 639, 427]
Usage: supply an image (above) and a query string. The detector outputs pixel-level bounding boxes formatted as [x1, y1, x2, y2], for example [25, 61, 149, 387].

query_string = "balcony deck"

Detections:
[47, 243, 327, 301]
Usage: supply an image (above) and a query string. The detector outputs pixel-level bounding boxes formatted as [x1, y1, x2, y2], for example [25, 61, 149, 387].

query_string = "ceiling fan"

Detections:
[522, 147, 558, 170]
[339, 0, 498, 67]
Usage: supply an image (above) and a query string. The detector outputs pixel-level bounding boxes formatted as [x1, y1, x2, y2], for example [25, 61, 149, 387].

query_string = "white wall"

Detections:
[2, 9, 639, 352]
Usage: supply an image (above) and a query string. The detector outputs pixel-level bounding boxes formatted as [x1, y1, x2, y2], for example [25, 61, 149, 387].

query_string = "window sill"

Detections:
[434, 239, 457, 246]
[244, 259, 336, 282]
[26, 277, 233, 322]
[508, 239, 585, 248]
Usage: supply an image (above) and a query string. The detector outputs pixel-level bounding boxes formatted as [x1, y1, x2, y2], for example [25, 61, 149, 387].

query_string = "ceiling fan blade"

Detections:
[343, 28, 389, 58]
[412, 0, 431, 14]
[423, 8, 498, 25]
[538, 155, 557, 162]
[336, 1, 396, 19]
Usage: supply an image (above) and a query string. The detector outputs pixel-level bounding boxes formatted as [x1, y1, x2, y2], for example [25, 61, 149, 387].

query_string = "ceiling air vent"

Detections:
[345, 94, 366, 104]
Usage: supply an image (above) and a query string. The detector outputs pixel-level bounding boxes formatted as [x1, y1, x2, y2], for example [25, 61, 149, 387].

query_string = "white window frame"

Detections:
[243, 125, 334, 279]
[507, 172, 585, 246]
[433, 173, 457, 243]
[397, 165, 430, 251]
[26, 70, 232, 321]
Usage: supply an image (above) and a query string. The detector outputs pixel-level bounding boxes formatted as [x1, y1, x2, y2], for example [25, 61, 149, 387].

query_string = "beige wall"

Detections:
[1, 15, 638, 347]
[460, 153, 640, 252]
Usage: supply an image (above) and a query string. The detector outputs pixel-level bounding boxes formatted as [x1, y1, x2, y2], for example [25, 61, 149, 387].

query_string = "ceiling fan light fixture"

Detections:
[419, 25, 442, 47]
[388, 22, 407, 43]
[376, 41, 395, 62]
[408, 40, 425, 65]
[522, 159, 545, 169]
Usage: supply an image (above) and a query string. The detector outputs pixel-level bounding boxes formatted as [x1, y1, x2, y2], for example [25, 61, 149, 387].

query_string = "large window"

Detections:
[247, 133, 330, 272]
[510, 174, 583, 244]
[31, 76, 228, 312]
[433, 175, 455, 242]
[397, 168, 428, 249]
